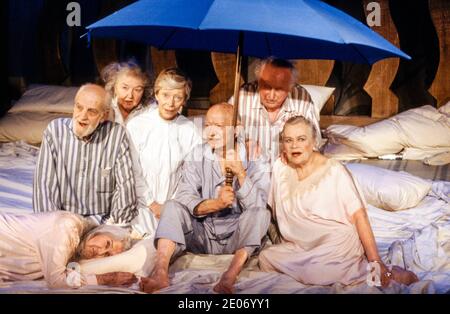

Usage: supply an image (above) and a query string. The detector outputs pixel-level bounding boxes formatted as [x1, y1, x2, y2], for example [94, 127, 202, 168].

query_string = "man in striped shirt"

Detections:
[229, 57, 321, 165]
[33, 84, 137, 225]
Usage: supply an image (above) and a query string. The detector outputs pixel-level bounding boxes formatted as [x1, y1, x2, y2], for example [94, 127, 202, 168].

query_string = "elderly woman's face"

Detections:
[115, 73, 145, 113]
[83, 234, 124, 259]
[156, 88, 186, 120]
[282, 123, 315, 167]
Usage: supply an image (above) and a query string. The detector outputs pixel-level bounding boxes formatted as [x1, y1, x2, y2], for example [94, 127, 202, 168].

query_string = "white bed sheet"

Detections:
[0, 142, 449, 294]
[0, 142, 38, 214]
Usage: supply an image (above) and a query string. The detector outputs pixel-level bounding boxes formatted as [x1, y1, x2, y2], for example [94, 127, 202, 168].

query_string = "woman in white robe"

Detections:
[258, 116, 419, 287]
[127, 68, 202, 220]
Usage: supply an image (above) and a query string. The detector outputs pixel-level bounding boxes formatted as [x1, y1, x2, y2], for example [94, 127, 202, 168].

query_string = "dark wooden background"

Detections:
[3, 0, 449, 125]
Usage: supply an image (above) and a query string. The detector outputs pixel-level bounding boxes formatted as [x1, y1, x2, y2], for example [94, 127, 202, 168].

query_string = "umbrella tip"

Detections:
[80, 31, 91, 48]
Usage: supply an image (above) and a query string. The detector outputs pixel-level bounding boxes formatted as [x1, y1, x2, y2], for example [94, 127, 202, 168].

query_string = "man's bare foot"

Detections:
[391, 266, 419, 286]
[213, 272, 237, 294]
[139, 268, 169, 293]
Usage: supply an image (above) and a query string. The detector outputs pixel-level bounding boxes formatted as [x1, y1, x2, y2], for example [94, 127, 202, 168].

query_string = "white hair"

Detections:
[254, 57, 298, 86]
[76, 224, 132, 260]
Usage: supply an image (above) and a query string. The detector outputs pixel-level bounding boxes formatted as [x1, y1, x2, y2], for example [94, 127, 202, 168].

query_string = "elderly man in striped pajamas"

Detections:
[33, 84, 137, 226]
[229, 57, 321, 165]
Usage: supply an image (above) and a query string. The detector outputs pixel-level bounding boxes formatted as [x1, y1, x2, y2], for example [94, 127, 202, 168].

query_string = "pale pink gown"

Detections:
[0, 211, 96, 288]
[259, 158, 369, 285]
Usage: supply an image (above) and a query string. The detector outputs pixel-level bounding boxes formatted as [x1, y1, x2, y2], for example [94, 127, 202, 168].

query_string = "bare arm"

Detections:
[193, 186, 234, 216]
[353, 209, 380, 262]
[353, 209, 391, 287]
[194, 199, 225, 216]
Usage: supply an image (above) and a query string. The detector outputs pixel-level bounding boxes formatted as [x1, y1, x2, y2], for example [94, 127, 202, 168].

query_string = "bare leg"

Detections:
[140, 238, 175, 293]
[213, 248, 248, 294]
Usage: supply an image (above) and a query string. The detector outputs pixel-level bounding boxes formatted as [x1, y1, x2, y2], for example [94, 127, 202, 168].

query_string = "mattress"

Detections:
[0, 141, 449, 294]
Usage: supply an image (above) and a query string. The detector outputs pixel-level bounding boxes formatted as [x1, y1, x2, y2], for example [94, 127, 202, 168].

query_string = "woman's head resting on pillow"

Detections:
[76, 225, 132, 260]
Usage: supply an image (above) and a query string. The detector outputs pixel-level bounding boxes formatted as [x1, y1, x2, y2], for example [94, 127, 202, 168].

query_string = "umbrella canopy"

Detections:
[86, 0, 410, 64]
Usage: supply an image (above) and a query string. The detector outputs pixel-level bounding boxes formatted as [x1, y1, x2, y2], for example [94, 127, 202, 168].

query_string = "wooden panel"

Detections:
[428, 0, 450, 107]
[363, 0, 400, 118]
[210, 52, 243, 104]
[150, 48, 177, 76]
[92, 39, 118, 75]
[295, 59, 335, 86]
[92, 0, 125, 76]
[295, 59, 335, 114]
[187, 108, 208, 117]
[320, 115, 382, 128]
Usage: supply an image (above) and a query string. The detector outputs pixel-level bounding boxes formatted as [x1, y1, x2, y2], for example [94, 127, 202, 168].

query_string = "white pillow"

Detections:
[9, 84, 78, 114]
[0, 112, 71, 145]
[324, 105, 450, 158]
[346, 163, 432, 211]
[394, 105, 450, 149]
[402, 147, 450, 160]
[323, 142, 366, 160]
[438, 100, 450, 117]
[79, 239, 156, 277]
[325, 120, 404, 156]
[300, 84, 335, 118]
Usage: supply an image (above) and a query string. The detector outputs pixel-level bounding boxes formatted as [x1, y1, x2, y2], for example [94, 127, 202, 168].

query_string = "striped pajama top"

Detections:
[33, 118, 137, 224]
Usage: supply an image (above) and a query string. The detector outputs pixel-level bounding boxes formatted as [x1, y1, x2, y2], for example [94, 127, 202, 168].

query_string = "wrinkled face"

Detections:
[156, 88, 186, 120]
[204, 109, 233, 151]
[73, 91, 107, 138]
[258, 64, 292, 112]
[282, 123, 315, 167]
[115, 73, 145, 113]
[83, 234, 124, 259]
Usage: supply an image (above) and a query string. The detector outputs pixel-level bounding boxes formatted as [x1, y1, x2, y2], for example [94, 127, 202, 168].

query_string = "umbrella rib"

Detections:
[350, 43, 372, 64]
[160, 29, 177, 50]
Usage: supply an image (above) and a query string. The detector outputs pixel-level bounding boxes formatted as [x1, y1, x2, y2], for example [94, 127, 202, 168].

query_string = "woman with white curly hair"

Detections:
[101, 59, 152, 125]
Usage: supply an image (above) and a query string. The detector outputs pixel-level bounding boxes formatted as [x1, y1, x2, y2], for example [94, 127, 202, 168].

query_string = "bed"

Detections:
[0, 86, 449, 294]
[321, 102, 450, 183]
[0, 140, 449, 294]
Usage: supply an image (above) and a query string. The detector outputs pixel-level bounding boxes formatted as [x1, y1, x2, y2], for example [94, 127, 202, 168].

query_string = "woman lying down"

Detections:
[0, 211, 151, 289]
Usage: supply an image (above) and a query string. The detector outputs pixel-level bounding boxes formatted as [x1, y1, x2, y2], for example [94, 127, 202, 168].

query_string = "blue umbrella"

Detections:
[86, 0, 410, 182]
[86, 0, 410, 64]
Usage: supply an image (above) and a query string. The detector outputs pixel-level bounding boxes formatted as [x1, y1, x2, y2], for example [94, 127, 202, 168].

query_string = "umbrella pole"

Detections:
[225, 32, 244, 187]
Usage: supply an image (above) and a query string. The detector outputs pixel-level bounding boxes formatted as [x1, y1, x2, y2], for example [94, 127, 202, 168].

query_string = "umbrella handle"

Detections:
[225, 167, 234, 186]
